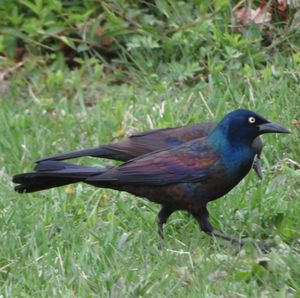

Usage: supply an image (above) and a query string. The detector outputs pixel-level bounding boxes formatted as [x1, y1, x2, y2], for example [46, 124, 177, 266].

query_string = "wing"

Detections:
[38, 123, 216, 163]
[86, 138, 220, 186]
[129, 122, 216, 148]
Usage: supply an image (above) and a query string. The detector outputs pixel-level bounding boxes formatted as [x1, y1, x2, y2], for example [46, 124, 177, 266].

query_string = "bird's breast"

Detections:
[213, 140, 255, 179]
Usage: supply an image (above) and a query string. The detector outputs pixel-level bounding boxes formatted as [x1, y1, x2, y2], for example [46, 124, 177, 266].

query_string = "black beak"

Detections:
[258, 122, 290, 134]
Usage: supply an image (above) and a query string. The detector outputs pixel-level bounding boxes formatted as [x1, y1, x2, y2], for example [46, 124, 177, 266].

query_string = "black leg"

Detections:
[157, 206, 175, 239]
[192, 206, 248, 247]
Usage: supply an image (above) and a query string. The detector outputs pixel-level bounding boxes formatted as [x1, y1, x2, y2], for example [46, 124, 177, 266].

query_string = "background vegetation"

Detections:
[0, 0, 299, 297]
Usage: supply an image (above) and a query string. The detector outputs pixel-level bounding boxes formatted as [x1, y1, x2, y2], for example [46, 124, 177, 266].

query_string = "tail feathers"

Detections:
[37, 146, 125, 163]
[14, 176, 83, 193]
[13, 160, 105, 193]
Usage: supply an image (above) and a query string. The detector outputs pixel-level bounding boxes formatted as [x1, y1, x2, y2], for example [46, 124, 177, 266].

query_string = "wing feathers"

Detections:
[87, 139, 219, 185]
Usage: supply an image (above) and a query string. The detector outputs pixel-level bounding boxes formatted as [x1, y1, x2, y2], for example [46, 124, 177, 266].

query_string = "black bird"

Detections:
[13, 109, 289, 245]
[38, 123, 264, 179]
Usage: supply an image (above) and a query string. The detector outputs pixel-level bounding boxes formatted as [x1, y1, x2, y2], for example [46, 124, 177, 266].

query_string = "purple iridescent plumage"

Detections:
[13, 109, 289, 246]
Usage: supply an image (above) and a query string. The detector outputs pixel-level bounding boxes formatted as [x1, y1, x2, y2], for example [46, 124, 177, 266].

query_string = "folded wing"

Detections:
[87, 139, 219, 185]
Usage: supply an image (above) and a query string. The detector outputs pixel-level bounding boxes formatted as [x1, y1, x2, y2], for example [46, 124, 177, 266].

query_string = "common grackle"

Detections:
[13, 109, 289, 245]
[38, 123, 264, 179]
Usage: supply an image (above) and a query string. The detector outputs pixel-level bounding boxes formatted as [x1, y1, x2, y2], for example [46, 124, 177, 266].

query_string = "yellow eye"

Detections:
[248, 117, 256, 124]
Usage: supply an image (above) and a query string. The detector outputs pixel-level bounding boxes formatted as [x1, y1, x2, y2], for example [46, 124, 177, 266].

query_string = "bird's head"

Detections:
[216, 109, 290, 145]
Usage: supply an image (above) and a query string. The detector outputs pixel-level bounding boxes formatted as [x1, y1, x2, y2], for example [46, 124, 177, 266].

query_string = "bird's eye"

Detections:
[248, 117, 256, 124]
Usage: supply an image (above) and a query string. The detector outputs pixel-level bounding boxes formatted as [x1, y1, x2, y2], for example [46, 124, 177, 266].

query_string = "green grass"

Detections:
[0, 57, 299, 297]
[1, 2, 300, 295]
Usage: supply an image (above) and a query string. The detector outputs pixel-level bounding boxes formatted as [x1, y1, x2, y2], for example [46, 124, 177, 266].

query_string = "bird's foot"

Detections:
[220, 236, 275, 253]
[211, 230, 247, 247]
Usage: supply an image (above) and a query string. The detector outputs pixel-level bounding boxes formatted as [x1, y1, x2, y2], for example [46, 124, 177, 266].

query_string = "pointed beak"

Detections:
[258, 122, 290, 134]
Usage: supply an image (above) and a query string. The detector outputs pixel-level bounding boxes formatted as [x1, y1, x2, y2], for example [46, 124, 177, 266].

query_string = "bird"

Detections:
[13, 109, 289, 245]
[38, 122, 264, 179]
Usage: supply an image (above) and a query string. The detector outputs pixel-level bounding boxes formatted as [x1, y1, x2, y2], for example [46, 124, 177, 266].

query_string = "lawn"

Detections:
[0, 1, 300, 297]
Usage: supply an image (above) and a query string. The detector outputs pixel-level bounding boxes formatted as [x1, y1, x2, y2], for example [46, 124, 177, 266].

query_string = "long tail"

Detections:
[13, 160, 105, 193]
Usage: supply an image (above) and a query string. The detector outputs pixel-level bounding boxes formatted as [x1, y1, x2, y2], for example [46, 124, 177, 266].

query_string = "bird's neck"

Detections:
[208, 128, 255, 177]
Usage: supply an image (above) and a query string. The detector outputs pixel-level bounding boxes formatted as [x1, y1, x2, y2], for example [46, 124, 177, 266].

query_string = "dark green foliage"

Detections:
[1, 0, 298, 81]
[1, 1, 300, 296]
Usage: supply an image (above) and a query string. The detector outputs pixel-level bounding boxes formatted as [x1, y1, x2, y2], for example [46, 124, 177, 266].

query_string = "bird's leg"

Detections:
[157, 206, 175, 239]
[192, 206, 247, 247]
